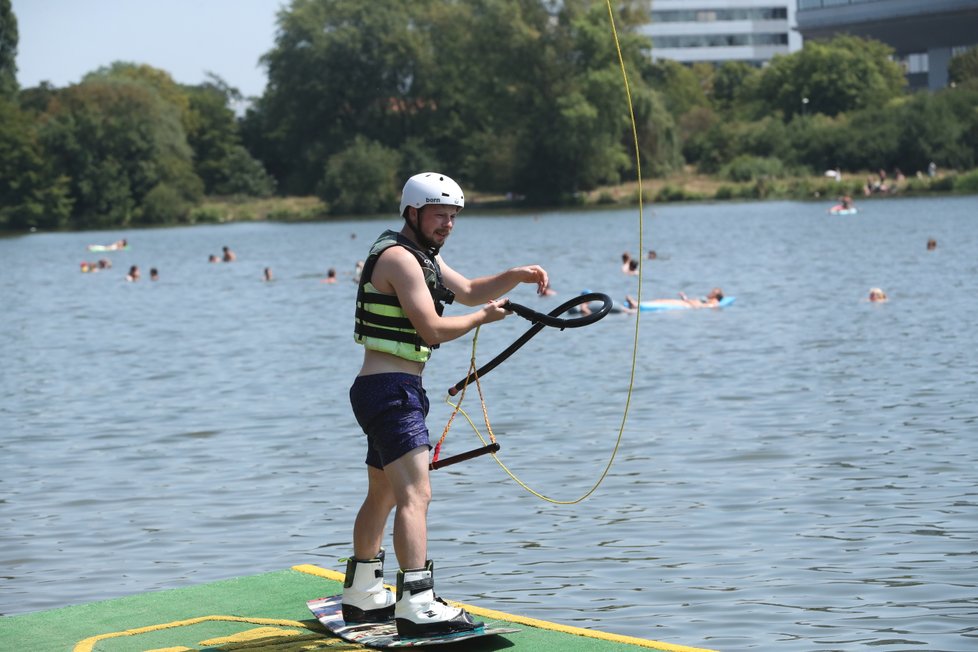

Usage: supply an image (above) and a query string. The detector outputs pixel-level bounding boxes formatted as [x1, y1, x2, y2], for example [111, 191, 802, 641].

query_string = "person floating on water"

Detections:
[343, 172, 548, 638]
[620, 251, 633, 274]
[222, 246, 236, 262]
[868, 287, 888, 302]
[322, 267, 337, 284]
[648, 287, 725, 308]
[125, 265, 140, 282]
[830, 195, 855, 214]
[927, 238, 937, 251]
[574, 291, 637, 315]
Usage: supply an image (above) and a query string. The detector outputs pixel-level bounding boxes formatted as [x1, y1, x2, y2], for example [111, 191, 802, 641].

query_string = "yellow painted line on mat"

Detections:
[293, 564, 718, 652]
[72, 615, 321, 652]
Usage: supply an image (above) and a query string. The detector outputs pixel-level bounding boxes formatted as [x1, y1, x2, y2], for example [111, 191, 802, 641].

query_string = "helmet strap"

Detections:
[406, 207, 441, 256]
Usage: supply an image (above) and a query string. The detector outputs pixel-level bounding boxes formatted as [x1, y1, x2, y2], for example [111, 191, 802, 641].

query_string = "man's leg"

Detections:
[382, 445, 431, 570]
[353, 465, 396, 559]
[343, 465, 397, 623]
[384, 446, 482, 637]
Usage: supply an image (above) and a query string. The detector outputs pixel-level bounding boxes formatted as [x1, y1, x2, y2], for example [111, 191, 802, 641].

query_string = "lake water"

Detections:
[2, 196, 976, 651]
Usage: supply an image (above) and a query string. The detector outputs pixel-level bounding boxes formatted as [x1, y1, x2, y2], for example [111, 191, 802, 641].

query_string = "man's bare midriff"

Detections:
[358, 348, 425, 377]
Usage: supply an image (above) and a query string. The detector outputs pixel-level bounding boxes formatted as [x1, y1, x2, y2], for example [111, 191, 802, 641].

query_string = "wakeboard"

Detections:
[307, 595, 519, 648]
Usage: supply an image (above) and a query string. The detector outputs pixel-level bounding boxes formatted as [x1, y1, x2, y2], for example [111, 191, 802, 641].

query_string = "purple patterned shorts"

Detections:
[350, 373, 431, 469]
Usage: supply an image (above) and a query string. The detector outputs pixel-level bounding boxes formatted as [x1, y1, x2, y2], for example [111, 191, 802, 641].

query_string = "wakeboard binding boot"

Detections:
[341, 549, 395, 623]
[395, 560, 483, 638]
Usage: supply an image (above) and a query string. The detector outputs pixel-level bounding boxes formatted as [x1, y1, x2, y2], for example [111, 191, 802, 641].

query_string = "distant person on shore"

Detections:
[222, 246, 236, 262]
[868, 287, 888, 302]
[323, 267, 337, 284]
[263, 267, 273, 282]
[927, 238, 937, 251]
[126, 265, 140, 282]
[149, 268, 159, 281]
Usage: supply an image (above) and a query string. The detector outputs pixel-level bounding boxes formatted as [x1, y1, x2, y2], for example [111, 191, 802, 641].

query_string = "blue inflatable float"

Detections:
[639, 296, 736, 312]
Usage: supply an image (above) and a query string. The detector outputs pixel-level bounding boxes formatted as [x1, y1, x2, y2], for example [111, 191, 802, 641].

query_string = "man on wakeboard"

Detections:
[343, 172, 548, 638]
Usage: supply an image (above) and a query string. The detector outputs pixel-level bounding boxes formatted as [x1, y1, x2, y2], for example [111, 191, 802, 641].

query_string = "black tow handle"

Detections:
[447, 292, 613, 396]
[429, 443, 501, 470]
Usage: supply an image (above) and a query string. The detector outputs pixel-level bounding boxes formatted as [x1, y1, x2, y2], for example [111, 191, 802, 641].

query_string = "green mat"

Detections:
[0, 565, 716, 652]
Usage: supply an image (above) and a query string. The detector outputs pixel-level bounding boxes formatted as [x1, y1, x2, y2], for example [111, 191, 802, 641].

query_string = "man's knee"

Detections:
[397, 483, 431, 510]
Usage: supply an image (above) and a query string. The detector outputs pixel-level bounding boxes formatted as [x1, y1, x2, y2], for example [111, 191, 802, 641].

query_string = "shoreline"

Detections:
[3, 169, 974, 234]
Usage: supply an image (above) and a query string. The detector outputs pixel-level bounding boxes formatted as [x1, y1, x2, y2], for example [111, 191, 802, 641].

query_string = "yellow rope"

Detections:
[439, 0, 644, 504]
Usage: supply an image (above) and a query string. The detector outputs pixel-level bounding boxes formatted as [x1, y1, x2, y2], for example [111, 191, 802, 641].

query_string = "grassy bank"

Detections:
[187, 168, 978, 225]
[582, 167, 978, 205]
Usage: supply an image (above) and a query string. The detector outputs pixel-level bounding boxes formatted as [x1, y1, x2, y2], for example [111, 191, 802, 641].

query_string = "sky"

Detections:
[13, 0, 283, 100]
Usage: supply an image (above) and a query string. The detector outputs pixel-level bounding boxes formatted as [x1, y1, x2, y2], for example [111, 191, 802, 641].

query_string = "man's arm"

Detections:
[375, 247, 509, 346]
[438, 258, 548, 306]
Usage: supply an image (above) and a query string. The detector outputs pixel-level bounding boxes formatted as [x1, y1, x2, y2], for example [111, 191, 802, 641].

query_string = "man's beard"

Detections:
[409, 216, 442, 256]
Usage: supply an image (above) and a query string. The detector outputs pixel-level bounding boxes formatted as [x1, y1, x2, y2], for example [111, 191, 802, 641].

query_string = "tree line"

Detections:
[3, 0, 978, 231]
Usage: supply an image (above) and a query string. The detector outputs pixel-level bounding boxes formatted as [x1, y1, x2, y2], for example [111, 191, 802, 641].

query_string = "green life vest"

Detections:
[354, 230, 455, 362]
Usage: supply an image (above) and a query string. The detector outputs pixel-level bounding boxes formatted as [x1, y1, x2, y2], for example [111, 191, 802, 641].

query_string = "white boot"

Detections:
[341, 549, 395, 623]
[395, 560, 483, 638]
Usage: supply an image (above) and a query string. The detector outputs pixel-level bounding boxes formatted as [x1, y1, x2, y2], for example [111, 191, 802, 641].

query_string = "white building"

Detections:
[640, 0, 802, 67]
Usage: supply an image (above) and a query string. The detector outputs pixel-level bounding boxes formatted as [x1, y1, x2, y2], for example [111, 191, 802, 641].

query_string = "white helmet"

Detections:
[399, 172, 464, 218]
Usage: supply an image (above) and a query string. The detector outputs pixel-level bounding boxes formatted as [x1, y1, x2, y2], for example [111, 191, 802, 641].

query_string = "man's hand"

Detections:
[482, 298, 512, 324]
[511, 265, 549, 295]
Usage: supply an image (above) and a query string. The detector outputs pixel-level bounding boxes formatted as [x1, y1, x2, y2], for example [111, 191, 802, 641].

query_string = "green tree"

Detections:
[892, 90, 975, 172]
[17, 81, 57, 115]
[949, 46, 978, 86]
[711, 61, 760, 114]
[246, 0, 427, 195]
[0, 97, 72, 229]
[185, 77, 274, 197]
[502, 0, 646, 200]
[319, 135, 401, 215]
[754, 35, 905, 119]
[246, 0, 655, 202]
[631, 85, 682, 176]
[642, 58, 709, 117]
[0, 0, 17, 97]
[782, 113, 848, 172]
[85, 62, 192, 126]
[39, 77, 202, 227]
[422, 0, 552, 192]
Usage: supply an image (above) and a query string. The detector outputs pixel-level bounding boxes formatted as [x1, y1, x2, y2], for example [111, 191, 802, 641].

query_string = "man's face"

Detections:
[416, 205, 458, 247]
